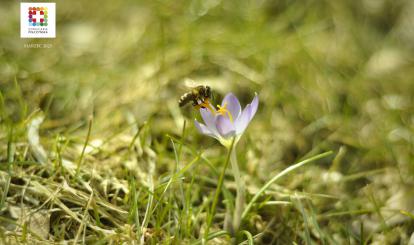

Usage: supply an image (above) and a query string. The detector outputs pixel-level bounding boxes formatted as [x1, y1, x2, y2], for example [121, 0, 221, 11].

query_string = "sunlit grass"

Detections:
[1, 0, 414, 244]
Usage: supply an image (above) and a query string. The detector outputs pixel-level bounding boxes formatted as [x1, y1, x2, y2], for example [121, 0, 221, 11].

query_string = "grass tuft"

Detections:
[1, 0, 414, 243]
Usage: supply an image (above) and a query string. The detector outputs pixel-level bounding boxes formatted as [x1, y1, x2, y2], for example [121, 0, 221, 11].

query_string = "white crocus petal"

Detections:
[222, 93, 242, 119]
[249, 94, 259, 120]
[195, 120, 214, 136]
[235, 94, 259, 134]
[235, 104, 252, 134]
[200, 108, 219, 134]
[216, 115, 236, 138]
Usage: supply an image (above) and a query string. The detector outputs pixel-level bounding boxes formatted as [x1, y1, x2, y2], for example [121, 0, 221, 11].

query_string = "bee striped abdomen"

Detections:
[178, 93, 194, 107]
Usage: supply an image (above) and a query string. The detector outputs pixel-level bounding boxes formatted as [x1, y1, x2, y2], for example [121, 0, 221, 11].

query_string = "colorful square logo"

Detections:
[28, 7, 49, 27]
[21, 3, 56, 38]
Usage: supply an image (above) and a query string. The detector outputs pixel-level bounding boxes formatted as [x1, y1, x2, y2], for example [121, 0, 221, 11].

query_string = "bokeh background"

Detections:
[1, 0, 414, 243]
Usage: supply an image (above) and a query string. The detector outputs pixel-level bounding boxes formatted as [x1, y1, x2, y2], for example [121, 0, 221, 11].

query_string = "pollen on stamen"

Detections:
[195, 99, 216, 115]
[217, 103, 233, 122]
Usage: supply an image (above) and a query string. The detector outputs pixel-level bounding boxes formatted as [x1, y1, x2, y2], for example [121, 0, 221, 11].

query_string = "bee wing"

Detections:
[176, 79, 199, 95]
[183, 78, 201, 88]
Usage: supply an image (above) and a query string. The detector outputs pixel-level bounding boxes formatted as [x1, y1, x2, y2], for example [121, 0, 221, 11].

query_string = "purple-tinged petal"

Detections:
[221, 93, 241, 119]
[234, 94, 258, 134]
[194, 120, 215, 137]
[235, 104, 252, 134]
[216, 115, 236, 138]
[249, 94, 259, 120]
[200, 108, 218, 134]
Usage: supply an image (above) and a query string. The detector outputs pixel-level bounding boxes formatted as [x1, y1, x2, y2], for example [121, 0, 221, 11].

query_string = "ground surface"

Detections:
[1, 0, 414, 244]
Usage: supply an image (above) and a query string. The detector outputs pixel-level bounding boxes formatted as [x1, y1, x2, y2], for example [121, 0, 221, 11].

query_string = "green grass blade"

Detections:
[240, 230, 254, 245]
[242, 151, 333, 219]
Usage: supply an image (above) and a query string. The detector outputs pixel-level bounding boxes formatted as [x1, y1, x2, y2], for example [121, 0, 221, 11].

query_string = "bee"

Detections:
[178, 85, 212, 108]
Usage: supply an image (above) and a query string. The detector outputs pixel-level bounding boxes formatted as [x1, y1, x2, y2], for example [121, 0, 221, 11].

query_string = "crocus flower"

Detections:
[194, 93, 258, 148]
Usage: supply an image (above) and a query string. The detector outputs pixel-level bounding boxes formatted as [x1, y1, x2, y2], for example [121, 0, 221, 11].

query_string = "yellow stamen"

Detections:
[195, 99, 234, 123]
[217, 103, 233, 123]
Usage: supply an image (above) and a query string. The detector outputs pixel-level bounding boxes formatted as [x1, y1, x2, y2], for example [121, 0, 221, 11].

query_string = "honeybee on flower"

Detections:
[194, 92, 258, 148]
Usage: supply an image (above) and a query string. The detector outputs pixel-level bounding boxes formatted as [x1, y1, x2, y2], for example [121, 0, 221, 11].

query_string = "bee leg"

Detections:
[192, 100, 201, 110]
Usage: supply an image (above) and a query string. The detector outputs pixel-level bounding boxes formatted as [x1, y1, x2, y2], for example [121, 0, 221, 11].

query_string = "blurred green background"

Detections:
[1, 0, 414, 243]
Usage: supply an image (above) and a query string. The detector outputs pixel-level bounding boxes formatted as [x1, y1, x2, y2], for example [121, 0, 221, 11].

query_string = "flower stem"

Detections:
[230, 146, 244, 234]
[203, 138, 236, 244]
